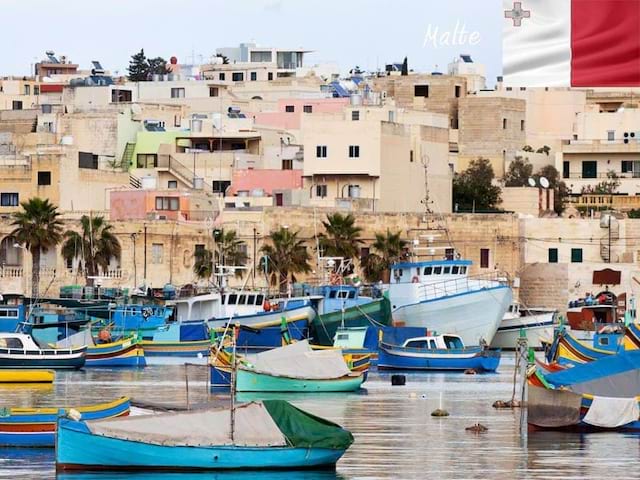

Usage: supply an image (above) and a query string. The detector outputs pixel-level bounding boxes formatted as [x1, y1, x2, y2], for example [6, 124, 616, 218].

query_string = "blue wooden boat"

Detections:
[56, 400, 353, 471]
[0, 396, 130, 447]
[545, 326, 625, 366]
[376, 327, 501, 372]
[138, 321, 211, 357]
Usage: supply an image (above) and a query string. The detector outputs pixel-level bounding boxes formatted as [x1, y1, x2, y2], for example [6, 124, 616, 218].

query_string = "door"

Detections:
[582, 161, 597, 179]
[275, 193, 284, 206]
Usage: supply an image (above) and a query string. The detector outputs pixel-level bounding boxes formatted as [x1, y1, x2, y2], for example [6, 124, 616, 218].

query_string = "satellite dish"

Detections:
[540, 177, 550, 189]
[527, 177, 536, 187]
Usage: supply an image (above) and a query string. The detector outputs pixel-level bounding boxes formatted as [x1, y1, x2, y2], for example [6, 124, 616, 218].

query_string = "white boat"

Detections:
[491, 304, 557, 350]
[385, 260, 512, 346]
[0, 332, 86, 369]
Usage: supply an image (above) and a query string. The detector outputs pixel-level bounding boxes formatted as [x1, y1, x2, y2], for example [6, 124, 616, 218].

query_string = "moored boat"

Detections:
[0, 333, 86, 369]
[54, 330, 146, 367]
[0, 396, 130, 447]
[56, 400, 353, 471]
[377, 327, 501, 372]
[491, 303, 557, 350]
[0, 369, 55, 383]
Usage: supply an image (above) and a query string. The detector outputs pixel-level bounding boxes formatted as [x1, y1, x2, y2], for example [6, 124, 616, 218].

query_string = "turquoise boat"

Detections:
[235, 368, 364, 392]
[56, 400, 354, 471]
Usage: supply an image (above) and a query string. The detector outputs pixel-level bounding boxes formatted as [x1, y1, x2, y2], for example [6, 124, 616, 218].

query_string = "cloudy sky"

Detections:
[1, 0, 503, 83]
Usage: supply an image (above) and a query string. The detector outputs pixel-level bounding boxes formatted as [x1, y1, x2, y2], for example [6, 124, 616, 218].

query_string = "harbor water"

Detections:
[1, 355, 639, 479]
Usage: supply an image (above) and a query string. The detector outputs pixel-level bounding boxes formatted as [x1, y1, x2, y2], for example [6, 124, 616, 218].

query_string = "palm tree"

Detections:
[361, 229, 407, 283]
[261, 228, 311, 293]
[193, 229, 247, 283]
[10, 197, 63, 297]
[61, 214, 121, 286]
[318, 212, 362, 261]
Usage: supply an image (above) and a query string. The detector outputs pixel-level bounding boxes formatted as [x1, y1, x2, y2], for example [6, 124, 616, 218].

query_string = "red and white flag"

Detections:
[503, 0, 640, 87]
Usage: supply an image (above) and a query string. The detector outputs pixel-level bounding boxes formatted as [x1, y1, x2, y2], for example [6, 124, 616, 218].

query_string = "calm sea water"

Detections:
[1, 355, 639, 480]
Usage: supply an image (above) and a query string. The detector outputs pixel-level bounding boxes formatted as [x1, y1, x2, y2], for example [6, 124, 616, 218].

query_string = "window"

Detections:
[212, 180, 231, 194]
[303, 105, 313, 113]
[111, 89, 132, 103]
[136, 154, 157, 168]
[571, 248, 583, 263]
[42, 122, 53, 132]
[452, 266, 459, 274]
[268, 72, 273, 81]
[347, 185, 360, 198]
[502, 118, 507, 129]
[521, 120, 525, 131]
[41, 104, 52, 114]
[563, 161, 570, 179]
[424, 267, 433, 275]
[250, 51, 272, 62]
[480, 248, 490, 268]
[78, 152, 98, 169]
[352, 110, 360, 121]
[360, 247, 370, 260]
[209, 87, 219, 97]
[445, 248, 454, 260]
[582, 161, 598, 179]
[12, 101, 22, 110]
[155, 196, 179, 211]
[434, 266, 442, 274]
[285, 105, 295, 113]
[219, 73, 226, 81]
[151, 243, 164, 264]
[34, 86, 39, 95]
[0, 193, 19, 207]
[316, 145, 327, 158]
[170, 88, 185, 98]
[316, 185, 328, 198]
[349, 145, 360, 158]
[443, 266, 451, 274]
[599, 337, 610, 346]
[410, 150, 414, 163]
[607, 130, 615, 141]
[168, 180, 178, 189]
[232, 72, 244, 82]
[250, 72, 257, 81]
[174, 115, 181, 127]
[455, 85, 461, 98]
[24, 85, 30, 95]
[388, 110, 396, 122]
[195, 244, 206, 256]
[548, 248, 558, 263]
[282, 159, 293, 170]
[414, 85, 429, 97]
[38, 171, 51, 186]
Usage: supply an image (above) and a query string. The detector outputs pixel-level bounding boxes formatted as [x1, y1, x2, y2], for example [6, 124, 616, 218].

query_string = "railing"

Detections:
[157, 154, 196, 185]
[0, 267, 23, 278]
[414, 271, 508, 303]
[565, 172, 640, 179]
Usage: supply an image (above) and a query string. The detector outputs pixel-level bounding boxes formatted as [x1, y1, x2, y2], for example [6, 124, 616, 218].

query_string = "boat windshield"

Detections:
[443, 336, 463, 349]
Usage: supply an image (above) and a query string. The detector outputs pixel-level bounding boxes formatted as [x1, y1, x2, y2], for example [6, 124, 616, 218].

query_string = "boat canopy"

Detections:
[247, 340, 350, 380]
[389, 260, 471, 284]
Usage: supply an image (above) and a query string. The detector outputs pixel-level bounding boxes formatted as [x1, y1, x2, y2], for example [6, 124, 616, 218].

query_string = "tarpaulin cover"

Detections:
[55, 330, 94, 348]
[263, 400, 353, 450]
[583, 396, 640, 428]
[87, 402, 287, 447]
[248, 340, 350, 380]
[528, 385, 582, 428]
[179, 322, 209, 341]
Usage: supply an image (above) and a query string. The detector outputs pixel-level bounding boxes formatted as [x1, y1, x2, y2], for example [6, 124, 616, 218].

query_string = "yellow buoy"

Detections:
[0, 370, 55, 383]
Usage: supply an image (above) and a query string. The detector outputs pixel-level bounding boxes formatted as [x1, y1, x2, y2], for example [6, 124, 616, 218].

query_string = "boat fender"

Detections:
[411, 276, 420, 283]
[263, 300, 271, 312]
[98, 329, 112, 343]
[67, 409, 82, 421]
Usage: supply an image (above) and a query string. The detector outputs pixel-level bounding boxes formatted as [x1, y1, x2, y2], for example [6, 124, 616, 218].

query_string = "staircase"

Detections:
[600, 214, 620, 262]
[122, 142, 136, 168]
[157, 154, 200, 189]
[129, 174, 141, 189]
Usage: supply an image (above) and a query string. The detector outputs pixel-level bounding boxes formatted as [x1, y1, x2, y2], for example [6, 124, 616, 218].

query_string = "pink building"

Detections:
[110, 189, 216, 221]
[252, 98, 348, 130]
[229, 169, 302, 204]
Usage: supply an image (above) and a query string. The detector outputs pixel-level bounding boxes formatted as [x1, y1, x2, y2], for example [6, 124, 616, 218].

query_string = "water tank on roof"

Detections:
[350, 94, 363, 106]
[193, 177, 204, 190]
[141, 176, 157, 190]
[600, 213, 617, 228]
[251, 189, 264, 197]
[191, 119, 203, 132]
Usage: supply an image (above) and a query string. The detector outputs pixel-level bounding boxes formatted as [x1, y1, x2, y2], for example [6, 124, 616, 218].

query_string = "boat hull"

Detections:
[491, 312, 556, 350]
[0, 354, 86, 370]
[212, 316, 310, 352]
[377, 344, 500, 372]
[0, 397, 130, 447]
[0, 369, 55, 383]
[392, 286, 512, 346]
[141, 339, 210, 357]
[235, 368, 364, 392]
[56, 419, 346, 470]
[87, 338, 146, 367]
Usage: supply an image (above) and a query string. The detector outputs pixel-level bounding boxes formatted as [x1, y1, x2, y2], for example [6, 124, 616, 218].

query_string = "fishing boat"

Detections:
[491, 303, 557, 350]
[0, 369, 55, 383]
[386, 260, 512, 346]
[138, 321, 211, 357]
[377, 327, 501, 372]
[211, 340, 365, 392]
[528, 351, 640, 432]
[0, 333, 86, 369]
[56, 399, 353, 471]
[54, 330, 146, 367]
[545, 325, 625, 366]
[0, 396, 130, 447]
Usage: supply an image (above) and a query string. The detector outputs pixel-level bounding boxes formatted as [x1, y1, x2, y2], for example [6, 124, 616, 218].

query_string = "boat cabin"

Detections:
[0, 333, 42, 351]
[390, 260, 471, 285]
[402, 334, 465, 350]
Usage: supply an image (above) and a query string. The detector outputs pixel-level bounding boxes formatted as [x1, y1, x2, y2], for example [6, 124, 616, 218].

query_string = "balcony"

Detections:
[562, 139, 640, 153]
[335, 197, 376, 212]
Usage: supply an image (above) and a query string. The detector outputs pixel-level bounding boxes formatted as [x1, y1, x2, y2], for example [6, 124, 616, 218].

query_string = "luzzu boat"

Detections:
[0, 333, 86, 369]
[0, 369, 55, 383]
[56, 400, 353, 471]
[528, 351, 640, 432]
[211, 340, 366, 392]
[138, 321, 211, 357]
[0, 396, 131, 447]
[376, 327, 501, 372]
[54, 330, 146, 367]
[545, 325, 628, 366]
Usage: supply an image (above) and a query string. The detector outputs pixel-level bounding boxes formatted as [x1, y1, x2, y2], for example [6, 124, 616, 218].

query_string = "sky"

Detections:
[0, 0, 503, 83]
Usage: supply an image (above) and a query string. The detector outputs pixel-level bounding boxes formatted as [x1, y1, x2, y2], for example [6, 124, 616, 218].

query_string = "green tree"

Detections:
[581, 171, 620, 195]
[453, 158, 502, 212]
[504, 156, 533, 187]
[361, 230, 407, 283]
[193, 248, 214, 282]
[534, 165, 568, 215]
[127, 49, 149, 81]
[10, 198, 63, 297]
[215, 53, 230, 65]
[148, 57, 171, 76]
[522, 145, 534, 152]
[61, 215, 122, 286]
[192, 229, 247, 283]
[261, 228, 311, 293]
[318, 213, 362, 263]
[536, 145, 551, 156]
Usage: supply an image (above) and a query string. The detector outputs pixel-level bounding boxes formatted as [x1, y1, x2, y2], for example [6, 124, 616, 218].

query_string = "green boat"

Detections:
[310, 297, 392, 346]
[235, 368, 364, 392]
